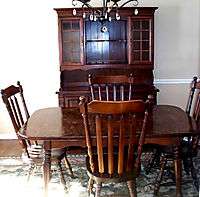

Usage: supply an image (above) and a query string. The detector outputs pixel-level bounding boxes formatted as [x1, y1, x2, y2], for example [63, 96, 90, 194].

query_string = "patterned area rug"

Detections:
[0, 154, 199, 197]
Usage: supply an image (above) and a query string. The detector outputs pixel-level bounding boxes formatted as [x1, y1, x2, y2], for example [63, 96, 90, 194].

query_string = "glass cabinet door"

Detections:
[60, 19, 83, 65]
[129, 18, 153, 64]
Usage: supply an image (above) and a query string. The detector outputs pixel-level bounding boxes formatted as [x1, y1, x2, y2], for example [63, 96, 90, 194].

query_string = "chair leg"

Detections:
[190, 137, 200, 191]
[57, 160, 67, 188]
[190, 157, 199, 191]
[182, 156, 190, 175]
[189, 156, 199, 192]
[88, 177, 94, 196]
[95, 182, 102, 197]
[27, 163, 35, 182]
[153, 154, 167, 196]
[174, 146, 182, 197]
[127, 179, 137, 197]
[64, 155, 74, 178]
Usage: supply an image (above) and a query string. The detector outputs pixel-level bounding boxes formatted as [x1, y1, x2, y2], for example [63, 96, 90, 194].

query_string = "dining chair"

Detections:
[88, 73, 134, 101]
[1, 81, 74, 183]
[79, 96, 152, 197]
[183, 76, 200, 190]
[153, 76, 200, 195]
[88, 74, 158, 170]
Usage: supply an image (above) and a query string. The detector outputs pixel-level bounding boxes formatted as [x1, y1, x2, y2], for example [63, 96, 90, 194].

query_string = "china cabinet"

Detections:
[55, 7, 158, 107]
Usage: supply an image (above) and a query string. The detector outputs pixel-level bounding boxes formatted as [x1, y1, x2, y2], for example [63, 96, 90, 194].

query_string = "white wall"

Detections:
[153, 0, 200, 108]
[0, 0, 199, 133]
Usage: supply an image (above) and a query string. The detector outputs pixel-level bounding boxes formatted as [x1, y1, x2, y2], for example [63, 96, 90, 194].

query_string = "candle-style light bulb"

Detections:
[73, 8, 77, 16]
[105, 12, 108, 19]
[134, 9, 139, 15]
[89, 14, 94, 21]
[116, 12, 120, 20]
[94, 15, 97, 21]
[72, 0, 77, 6]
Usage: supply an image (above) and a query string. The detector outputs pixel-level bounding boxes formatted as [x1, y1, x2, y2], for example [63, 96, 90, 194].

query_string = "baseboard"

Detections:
[154, 78, 192, 85]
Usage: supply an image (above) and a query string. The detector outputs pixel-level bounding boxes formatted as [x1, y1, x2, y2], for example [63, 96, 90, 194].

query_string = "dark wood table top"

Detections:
[22, 105, 198, 147]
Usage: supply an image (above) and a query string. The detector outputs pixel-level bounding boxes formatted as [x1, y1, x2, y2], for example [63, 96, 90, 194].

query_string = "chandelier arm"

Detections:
[119, 0, 139, 8]
[103, 0, 106, 7]
[113, 2, 119, 7]
[105, 0, 108, 7]
[82, 3, 91, 8]
[73, 0, 91, 8]
[107, 2, 118, 13]
[102, 0, 106, 15]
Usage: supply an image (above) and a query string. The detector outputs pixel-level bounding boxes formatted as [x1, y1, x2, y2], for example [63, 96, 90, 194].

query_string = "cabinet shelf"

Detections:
[132, 39, 149, 41]
[132, 29, 150, 31]
[86, 39, 127, 42]
[63, 30, 80, 32]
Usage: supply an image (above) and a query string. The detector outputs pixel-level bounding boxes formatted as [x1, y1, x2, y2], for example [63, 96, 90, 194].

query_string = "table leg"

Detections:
[174, 145, 182, 197]
[43, 141, 51, 197]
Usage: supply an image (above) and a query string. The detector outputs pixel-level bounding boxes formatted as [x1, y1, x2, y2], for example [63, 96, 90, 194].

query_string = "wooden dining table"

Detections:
[20, 105, 198, 197]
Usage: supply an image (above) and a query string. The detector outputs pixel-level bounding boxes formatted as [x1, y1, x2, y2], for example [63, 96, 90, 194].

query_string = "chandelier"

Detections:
[72, 0, 139, 21]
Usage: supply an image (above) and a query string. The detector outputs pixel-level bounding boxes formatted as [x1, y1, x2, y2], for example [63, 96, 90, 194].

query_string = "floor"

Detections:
[0, 139, 199, 196]
[0, 139, 22, 157]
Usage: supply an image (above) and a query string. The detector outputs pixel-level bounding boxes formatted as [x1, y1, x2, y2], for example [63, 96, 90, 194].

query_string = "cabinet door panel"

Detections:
[133, 31, 140, 40]
[133, 41, 140, 50]
[142, 51, 150, 61]
[60, 19, 83, 65]
[129, 18, 153, 65]
[142, 41, 149, 50]
[142, 31, 149, 40]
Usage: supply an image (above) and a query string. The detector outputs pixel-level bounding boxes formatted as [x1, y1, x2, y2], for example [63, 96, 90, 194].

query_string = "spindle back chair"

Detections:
[79, 96, 151, 197]
[153, 76, 200, 195]
[1, 81, 34, 155]
[88, 74, 134, 101]
[184, 76, 200, 190]
[1, 82, 73, 182]
[184, 76, 200, 155]
[186, 76, 200, 120]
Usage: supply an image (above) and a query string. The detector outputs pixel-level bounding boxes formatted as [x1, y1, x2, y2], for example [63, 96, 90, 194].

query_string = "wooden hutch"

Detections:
[55, 7, 158, 107]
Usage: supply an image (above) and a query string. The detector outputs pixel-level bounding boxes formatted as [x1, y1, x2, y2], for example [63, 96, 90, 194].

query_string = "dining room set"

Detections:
[1, 1, 200, 197]
[1, 74, 200, 197]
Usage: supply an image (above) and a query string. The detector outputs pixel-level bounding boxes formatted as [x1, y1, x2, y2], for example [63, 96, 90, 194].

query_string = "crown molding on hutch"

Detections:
[154, 79, 192, 85]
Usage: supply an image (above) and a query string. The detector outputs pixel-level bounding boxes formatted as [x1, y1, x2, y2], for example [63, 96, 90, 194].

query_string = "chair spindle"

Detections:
[97, 85, 101, 100]
[106, 85, 109, 101]
[113, 85, 117, 101]
[118, 115, 125, 174]
[96, 114, 104, 173]
[108, 115, 114, 175]
[127, 115, 136, 171]
[10, 97, 21, 129]
[14, 95, 24, 126]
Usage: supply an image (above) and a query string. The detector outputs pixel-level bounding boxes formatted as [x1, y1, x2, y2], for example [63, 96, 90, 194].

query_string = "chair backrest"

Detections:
[186, 76, 200, 121]
[185, 76, 200, 155]
[79, 96, 151, 177]
[88, 74, 134, 101]
[1, 82, 33, 155]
